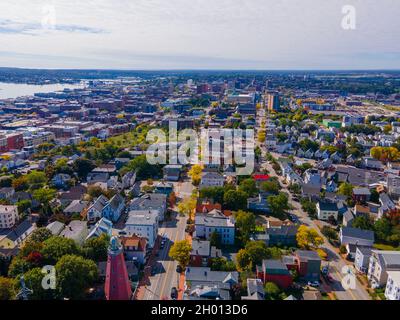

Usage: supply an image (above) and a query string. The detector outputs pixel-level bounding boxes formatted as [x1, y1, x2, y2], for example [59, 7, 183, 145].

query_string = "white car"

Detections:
[308, 281, 320, 288]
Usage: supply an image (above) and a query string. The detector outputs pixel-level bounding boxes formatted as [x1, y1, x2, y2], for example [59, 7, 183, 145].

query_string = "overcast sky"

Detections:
[0, 0, 399, 70]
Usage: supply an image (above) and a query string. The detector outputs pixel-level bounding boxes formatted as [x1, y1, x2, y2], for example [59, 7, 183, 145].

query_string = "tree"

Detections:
[238, 178, 258, 197]
[338, 182, 354, 198]
[120, 155, 161, 180]
[82, 234, 110, 262]
[26, 170, 47, 188]
[300, 199, 317, 218]
[177, 197, 196, 219]
[371, 147, 400, 163]
[199, 187, 225, 204]
[223, 190, 247, 210]
[28, 228, 53, 243]
[73, 158, 95, 180]
[17, 199, 32, 215]
[374, 217, 392, 242]
[169, 240, 192, 270]
[33, 188, 57, 216]
[261, 180, 280, 194]
[352, 215, 374, 231]
[299, 139, 319, 152]
[296, 225, 324, 250]
[188, 164, 203, 186]
[383, 124, 392, 134]
[236, 241, 279, 271]
[55, 255, 98, 299]
[321, 226, 338, 240]
[41, 237, 79, 264]
[12, 176, 29, 191]
[22, 268, 55, 300]
[0, 277, 15, 300]
[267, 193, 289, 219]
[210, 231, 221, 248]
[209, 257, 236, 272]
[8, 257, 32, 278]
[234, 210, 256, 244]
[264, 282, 281, 300]
[370, 189, 380, 204]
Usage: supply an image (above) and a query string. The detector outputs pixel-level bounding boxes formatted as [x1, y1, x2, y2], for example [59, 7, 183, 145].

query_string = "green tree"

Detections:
[41, 237, 79, 265]
[264, 282, 281, 300]
[22, 268, 55, 300]
[82, 234, 110, 262]
[28, 228, 53, 243]
[261, 180, 280, 194]
[33, 188, 57, 216]
[210, 231, 221, 248]
[236, 241, 274, 271]
[0, 277, 16, 300]
[199, 187, 225, 204]
[55, 255, 98, 299]
[374, 217, 392, 242]
[169, 240, 192, 270]
[234, 210, 256, 244]
[17, 200, 32, 214]
[223, 190, 247, 210]
[26, 170, 47, 188]
[209, 257, 236, 272]
[8, 258, 32, 278]
[267, 193, 289, 219]
[338, 182, 354, 198]
[73, 158, 95, 180]
[352, 216, 374, 231]
[238, 178, 258, 197]
[120, 155, 161, 180]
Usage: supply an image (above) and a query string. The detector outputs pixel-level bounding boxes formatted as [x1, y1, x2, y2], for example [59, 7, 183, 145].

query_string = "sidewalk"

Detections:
[177, 233, 193, 300]
[134, 235, 161, 300]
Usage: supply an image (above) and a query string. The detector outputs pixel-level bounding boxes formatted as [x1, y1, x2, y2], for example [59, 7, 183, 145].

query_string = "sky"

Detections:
[0, 0, 399, 70]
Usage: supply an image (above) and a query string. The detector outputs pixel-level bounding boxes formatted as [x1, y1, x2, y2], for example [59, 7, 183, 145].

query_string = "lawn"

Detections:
[373, 243, 400, 251]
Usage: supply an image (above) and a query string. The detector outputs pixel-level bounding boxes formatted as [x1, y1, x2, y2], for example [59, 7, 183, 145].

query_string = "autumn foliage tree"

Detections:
[371, 147, 400, 163]
[169, 240, 192, 270]
[296, 225, 324, 250]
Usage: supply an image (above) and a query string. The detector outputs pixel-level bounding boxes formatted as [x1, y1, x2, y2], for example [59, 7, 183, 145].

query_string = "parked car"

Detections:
[171, 287, 178, 300]
[308, 281, 320, 288]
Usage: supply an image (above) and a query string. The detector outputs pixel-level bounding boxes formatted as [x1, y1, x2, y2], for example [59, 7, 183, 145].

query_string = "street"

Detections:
[140, 180, 194, 300]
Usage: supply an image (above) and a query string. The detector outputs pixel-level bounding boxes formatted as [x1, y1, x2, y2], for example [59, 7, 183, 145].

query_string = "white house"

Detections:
[385, 271, 400, 300]
[194, 209, 235, 245]
[0, 205, 19, 229]
[199, 172, 225, 189]
[124, 210, 159, 247]
[316, 201, 339, 221]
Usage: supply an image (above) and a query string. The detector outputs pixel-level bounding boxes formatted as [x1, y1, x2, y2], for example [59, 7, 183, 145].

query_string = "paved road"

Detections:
[142, 213, 187, 300]
[142, 180, 193, 300]
[256, 107, 370, 300]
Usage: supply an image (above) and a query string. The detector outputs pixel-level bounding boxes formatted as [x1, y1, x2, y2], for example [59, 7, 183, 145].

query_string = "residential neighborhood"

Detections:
[1, 70, 400, 303]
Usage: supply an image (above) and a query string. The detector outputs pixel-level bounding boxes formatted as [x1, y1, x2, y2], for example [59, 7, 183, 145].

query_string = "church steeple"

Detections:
[104, 236, 133, 300]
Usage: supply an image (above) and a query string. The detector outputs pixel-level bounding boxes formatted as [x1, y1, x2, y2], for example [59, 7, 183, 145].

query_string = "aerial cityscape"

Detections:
[0, 0, 399, 311]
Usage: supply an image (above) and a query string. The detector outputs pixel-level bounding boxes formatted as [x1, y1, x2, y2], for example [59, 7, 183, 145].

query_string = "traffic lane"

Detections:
[157, 215, 187, 299]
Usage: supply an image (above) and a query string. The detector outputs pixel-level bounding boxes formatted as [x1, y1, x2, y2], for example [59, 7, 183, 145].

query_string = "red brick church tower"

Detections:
[104, 236, 133, 300]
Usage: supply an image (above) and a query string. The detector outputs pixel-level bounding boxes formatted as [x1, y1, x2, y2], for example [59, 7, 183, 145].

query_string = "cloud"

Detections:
[0, 19, 106, 35]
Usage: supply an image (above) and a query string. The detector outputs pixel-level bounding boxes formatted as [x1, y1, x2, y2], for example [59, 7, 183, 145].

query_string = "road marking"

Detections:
[159, 215, 186, 299]
[331, 265, 358, 300]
